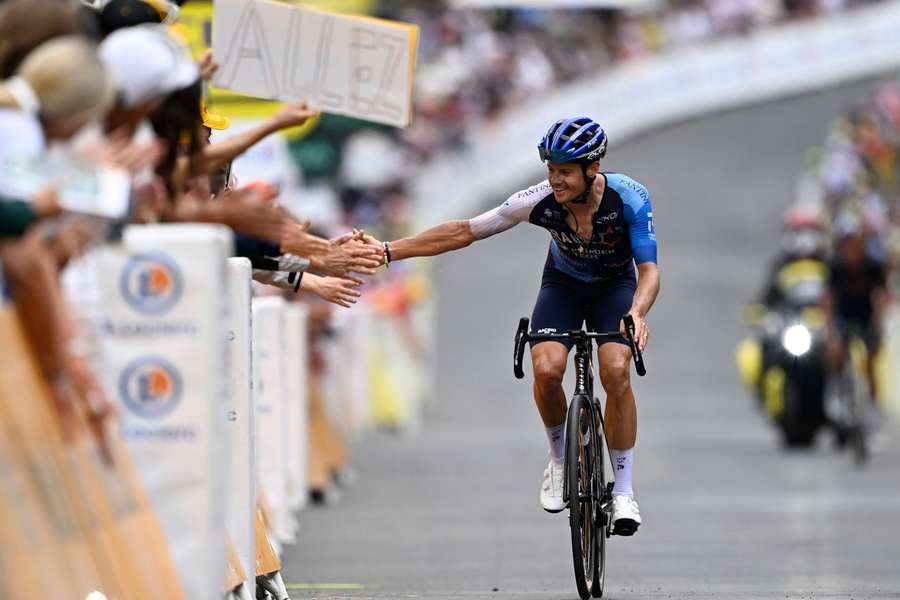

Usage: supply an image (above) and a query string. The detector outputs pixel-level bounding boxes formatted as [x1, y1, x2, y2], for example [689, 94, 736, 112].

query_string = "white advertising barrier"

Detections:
[251, 296, 296, 544]
[98, 224, 233, 600]
[225, 258, 256, 589]
[415, 0, 900, 227]
[213, 0, 419, 127]
[283, 304, 309, 514]
[324, 305, 373, 435]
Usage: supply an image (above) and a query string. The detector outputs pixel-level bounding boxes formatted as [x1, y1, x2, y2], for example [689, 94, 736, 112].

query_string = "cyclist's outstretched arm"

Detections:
[388, 182, 544, 261]
[390, 220, 478, 260]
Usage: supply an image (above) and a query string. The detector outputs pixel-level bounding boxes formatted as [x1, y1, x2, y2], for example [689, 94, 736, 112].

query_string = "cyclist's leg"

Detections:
[530, 273, 584, 512]
[588, 275, 638, 495]
[530, 271, 583, 456]
[863, 323, 881, 407]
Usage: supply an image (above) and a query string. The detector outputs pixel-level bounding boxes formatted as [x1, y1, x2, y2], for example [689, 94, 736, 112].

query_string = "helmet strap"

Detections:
[571, 162, 594, 205]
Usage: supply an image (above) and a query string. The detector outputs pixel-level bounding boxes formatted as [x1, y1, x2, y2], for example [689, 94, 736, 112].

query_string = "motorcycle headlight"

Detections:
[781, 324, 813, 357]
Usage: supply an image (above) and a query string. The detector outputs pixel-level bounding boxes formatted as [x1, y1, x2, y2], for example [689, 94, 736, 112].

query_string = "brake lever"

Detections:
[622, 314, 647, 377]
[513, 317, 529, 379]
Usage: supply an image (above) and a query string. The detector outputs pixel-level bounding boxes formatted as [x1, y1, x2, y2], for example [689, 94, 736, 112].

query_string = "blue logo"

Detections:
[119, 356, 183, 419]
[120, 253, 183, 315]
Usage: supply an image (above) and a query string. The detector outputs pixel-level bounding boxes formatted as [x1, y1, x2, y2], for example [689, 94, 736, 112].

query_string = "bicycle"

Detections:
[513, 315, 646, 599]
[828, 330, 872, 466]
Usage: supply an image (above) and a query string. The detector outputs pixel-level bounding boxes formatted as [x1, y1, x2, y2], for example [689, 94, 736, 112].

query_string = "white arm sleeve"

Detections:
[468, 180, 550, 240]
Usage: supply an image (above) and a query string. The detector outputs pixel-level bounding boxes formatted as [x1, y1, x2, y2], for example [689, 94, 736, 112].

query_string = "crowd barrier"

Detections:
[0, 304, 184, 599]
[1, 222, 416, 598]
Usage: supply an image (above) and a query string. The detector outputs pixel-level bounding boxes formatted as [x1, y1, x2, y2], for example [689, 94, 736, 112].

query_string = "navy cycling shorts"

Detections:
[530, 266, 636, 350]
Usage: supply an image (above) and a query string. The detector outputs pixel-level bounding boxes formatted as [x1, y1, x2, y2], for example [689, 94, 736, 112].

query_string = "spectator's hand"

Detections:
[281, 222, 331, 256]
[46, 217, 96, 268]
[308, 238, 382, 277]
[48, 373, 79, 442]
[309, 275, 364, 308]
[270, 102, 319, 131]
[132, 176, 169, 223]
[219, 184, 286, 243]
[197, 49, 219, 82]
[33, 187, 61, 219]
[96, 128, 164, 174]
[67, 356, 117, 466]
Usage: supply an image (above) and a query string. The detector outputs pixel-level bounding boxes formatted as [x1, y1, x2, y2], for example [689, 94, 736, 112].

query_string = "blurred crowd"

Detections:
[746, 80, 900, 449]
[0, 0, 389, 461]
[321, 0, 888, 258]
[379, 0, 887, 160]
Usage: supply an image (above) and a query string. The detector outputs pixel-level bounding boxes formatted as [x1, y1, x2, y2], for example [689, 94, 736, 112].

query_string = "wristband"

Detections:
[383, 241, 392, 267]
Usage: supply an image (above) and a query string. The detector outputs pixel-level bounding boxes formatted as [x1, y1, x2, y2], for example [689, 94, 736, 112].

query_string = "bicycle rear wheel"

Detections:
[566, 394, 597, 600]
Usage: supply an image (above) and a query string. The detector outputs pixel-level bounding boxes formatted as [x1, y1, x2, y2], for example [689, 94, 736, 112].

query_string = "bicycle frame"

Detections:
[513, 316, 647, 504]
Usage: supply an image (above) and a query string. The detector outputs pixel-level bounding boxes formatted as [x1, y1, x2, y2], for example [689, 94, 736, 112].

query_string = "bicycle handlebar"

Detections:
[513, 315, 647, 379]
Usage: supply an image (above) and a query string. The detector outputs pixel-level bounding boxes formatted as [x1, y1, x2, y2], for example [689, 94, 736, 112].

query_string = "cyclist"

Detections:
[374, 117, 659, 535]
[823, 212, 889, 409]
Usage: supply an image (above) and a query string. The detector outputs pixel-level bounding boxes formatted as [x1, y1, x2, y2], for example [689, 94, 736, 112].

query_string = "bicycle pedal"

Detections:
[611, 518, 639, 536]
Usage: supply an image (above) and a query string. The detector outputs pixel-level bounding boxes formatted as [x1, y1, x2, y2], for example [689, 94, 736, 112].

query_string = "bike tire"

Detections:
[567, 394, 597, 600]
[591, 401, 607, 598]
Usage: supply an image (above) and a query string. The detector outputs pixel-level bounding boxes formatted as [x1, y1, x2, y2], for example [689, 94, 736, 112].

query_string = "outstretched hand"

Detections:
[310, 275, 364, 308]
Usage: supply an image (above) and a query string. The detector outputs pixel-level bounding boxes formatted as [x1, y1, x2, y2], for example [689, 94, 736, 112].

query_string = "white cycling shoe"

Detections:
[610, 494, 641, 536]
[540, 460, 566, 513]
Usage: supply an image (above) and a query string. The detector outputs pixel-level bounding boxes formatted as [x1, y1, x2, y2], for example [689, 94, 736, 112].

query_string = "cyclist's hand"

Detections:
[621, 311, 649, 352]
[353, 230, 386, 264]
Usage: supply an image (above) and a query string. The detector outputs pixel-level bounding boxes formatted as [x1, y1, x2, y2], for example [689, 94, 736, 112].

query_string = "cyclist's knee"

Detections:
[599, 354, 631, 397]
[533, 353, 565, 390]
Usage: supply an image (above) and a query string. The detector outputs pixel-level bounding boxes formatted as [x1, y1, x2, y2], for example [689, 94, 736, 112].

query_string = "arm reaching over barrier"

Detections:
[284, 229, 382, 278]
[198, 102, 319, 175]
[301, 274, 364, 308]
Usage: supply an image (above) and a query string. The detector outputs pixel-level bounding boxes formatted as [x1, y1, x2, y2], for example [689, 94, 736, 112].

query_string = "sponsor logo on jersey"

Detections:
[120, 253, 183, 315]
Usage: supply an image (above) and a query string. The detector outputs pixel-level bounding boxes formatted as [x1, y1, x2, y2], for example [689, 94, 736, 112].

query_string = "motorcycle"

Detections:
[737, 259, 830, 448]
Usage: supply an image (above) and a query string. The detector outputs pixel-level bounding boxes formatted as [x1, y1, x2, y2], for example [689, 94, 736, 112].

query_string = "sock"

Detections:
[610, 447, 634, 496]
[545, 423, 566, 464]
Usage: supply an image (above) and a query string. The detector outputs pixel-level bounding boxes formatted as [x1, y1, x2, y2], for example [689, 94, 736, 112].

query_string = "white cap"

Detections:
[99, 24, 198, 108]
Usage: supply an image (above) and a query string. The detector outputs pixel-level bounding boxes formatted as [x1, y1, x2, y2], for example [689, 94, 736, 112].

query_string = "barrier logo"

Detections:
[119, 356, 183, 419]
[120, 253, 183, 315]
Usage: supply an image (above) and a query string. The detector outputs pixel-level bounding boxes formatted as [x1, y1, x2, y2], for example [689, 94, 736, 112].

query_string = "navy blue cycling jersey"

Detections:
[469, 173, 657, 282]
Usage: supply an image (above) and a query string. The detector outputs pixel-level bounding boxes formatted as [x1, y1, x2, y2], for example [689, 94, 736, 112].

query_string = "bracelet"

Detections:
[383, 241, 392, 268]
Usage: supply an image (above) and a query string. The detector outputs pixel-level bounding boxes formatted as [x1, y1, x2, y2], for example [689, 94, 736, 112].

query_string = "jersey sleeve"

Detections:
[614, 175, 657, 265]
[468, 180, 549, 240]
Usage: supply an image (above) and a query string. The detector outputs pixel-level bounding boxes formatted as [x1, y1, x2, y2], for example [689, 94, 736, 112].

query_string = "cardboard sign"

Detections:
[99, 225, 233, 600]
[225, 258, 256, 588]
[213, 0, 418, 127]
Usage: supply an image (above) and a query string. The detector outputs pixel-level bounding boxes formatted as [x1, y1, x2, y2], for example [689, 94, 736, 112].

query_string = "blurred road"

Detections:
[284, 79, 900, 600]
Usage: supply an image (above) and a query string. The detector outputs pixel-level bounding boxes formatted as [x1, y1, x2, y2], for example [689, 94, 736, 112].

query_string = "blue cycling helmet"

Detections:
[538, 116, 607, 164]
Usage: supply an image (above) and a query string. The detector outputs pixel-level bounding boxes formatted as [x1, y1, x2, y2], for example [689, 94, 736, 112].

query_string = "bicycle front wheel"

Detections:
[567, 394, 597, 600]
